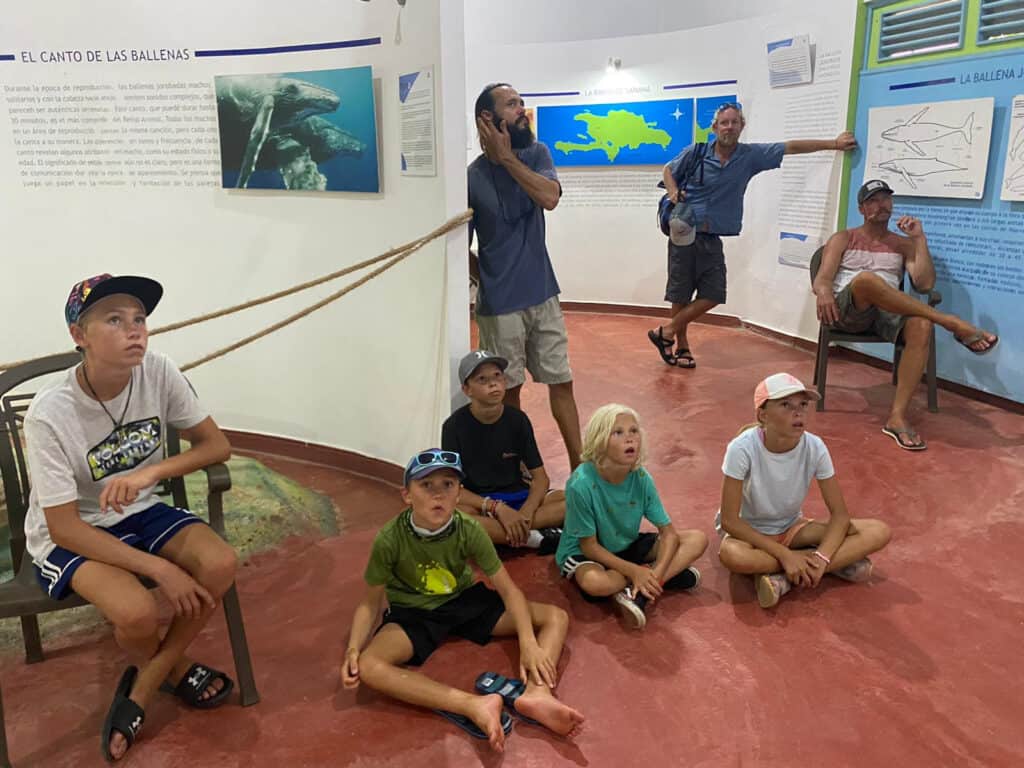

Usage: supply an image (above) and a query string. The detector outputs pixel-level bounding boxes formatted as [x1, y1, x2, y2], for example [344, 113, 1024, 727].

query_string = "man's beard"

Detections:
[494, 115, 534, 150]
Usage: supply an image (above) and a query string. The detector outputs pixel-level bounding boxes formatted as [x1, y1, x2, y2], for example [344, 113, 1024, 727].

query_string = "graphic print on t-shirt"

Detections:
[415, 561, 458, 594]
[86, 417, 162, 481]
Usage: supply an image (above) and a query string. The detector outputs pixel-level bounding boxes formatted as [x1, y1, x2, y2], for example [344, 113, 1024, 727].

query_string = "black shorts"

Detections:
[562, 532, 659, 603]
[665, 233, 727, 305]
[381, 582, 507, 666]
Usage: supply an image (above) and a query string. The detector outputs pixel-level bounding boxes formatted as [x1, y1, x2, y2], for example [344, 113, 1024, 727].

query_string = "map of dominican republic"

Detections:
[537, 95, 736, 166]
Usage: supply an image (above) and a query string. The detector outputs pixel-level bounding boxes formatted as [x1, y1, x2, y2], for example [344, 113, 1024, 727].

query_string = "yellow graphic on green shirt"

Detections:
[416, 561, 458, 594]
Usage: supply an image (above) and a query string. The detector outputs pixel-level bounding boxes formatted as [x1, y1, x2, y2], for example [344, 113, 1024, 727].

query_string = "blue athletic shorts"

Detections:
[488, 489, 530, 510]
[34, 502, 206, 600]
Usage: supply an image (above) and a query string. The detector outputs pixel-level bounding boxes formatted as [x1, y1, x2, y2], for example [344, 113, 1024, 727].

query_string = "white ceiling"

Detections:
[462, 0, 806, 45]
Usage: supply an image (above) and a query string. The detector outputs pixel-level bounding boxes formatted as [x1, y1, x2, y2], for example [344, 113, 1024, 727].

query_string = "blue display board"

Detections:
[847, 52, 1023, 403]
[537, 96, 734, 167]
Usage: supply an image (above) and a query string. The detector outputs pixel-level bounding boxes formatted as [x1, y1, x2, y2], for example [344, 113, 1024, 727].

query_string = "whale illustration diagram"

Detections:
[881, 107, 973, 157]
[1005, 162, 1024, 194]
[877, 156, 966, 190]
[1011, 125, 1024, 161]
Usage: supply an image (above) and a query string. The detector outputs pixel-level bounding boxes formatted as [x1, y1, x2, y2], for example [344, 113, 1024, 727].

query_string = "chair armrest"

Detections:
[203, 462, 232, 494]
[907, 277, 942, 307]
[203, 462, 232, 538]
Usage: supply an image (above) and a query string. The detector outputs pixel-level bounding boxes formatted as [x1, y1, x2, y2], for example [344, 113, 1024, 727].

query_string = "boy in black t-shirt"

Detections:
[441, 350, 565, 554]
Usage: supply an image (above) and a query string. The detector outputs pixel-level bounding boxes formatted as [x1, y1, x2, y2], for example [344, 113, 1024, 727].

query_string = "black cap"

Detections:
[857, 179, 893, 205]
[65, 274, 163, 325]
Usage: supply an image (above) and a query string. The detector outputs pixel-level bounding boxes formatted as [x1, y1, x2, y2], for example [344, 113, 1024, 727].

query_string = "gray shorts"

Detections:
[476, 295, 572, 388]
[665, 233, 727, 305]
[833, 283, 906, 343]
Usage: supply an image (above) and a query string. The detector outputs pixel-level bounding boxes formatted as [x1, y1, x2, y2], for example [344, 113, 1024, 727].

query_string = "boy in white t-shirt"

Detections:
[716, 373, 891, 608]
[24, 274, 239, 763]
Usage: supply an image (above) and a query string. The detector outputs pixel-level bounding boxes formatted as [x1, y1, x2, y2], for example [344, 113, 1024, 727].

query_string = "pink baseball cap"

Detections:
[753, 373, 820, 410]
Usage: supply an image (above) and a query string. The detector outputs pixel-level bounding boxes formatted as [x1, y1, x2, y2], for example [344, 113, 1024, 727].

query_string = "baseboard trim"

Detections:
[558, 301, 742, 327]
[557, 302, 1021, 413]
[223, 430, 404, 486]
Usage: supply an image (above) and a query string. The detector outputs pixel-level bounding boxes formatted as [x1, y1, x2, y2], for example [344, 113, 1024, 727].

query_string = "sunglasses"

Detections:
[412, 450, 460, 467]
[714, 102, 743, 116]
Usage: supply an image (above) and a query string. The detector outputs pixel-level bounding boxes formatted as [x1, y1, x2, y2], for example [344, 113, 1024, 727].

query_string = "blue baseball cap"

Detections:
[403, 449, 465, 485]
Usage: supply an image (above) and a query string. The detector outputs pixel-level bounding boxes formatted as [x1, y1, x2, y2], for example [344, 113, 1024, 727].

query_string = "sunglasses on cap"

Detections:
[404, 449, 464, 484]
[412, 450, 459, 467]
[714, 102, 742, 116]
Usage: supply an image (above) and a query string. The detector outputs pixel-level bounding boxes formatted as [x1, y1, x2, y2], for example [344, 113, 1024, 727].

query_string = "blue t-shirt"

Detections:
[468, 142, 561, 316]
[666, 138, 785, 236]
[555, 462, 671, 568]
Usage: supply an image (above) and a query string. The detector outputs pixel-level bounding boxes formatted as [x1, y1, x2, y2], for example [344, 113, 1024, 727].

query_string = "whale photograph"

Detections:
[214, 65, 379, 193]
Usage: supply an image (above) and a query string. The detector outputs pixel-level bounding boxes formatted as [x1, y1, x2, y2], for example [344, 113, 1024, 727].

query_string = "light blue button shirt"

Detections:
[666, 138, 785, 236]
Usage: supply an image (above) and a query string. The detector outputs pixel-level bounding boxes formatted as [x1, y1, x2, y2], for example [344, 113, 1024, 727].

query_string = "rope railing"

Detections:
[0, 209, 472, 374]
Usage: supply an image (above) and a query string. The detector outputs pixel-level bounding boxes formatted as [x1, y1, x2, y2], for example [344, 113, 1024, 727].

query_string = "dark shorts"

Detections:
[560, 532, 659, 602]
[380, 581, 507, 666]
[666, 233, 727, 305]
[833, 283, 906, 343]
[489, 489, 530, 510]
[34, 502, 206, 600]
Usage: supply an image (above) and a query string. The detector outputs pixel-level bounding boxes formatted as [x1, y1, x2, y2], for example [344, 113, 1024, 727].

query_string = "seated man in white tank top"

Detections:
[811, 179, 998, 452]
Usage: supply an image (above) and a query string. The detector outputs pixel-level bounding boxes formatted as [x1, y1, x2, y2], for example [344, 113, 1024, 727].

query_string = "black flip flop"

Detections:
[673, 347, 696, 368]
[160, 662, 234, 709]
[101, 666, 146, 764]
[434, 707, 513, 739]
[882, 426, 927, 451]
[647, 328, 677, 366]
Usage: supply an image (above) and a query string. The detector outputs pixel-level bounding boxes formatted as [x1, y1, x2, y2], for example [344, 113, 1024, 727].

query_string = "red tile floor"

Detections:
[2, 312, 1022, 767]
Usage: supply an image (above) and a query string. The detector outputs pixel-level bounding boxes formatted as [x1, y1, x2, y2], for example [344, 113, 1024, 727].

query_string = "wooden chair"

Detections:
[809, 247, 940, 413]
[0, 352, 259, 767]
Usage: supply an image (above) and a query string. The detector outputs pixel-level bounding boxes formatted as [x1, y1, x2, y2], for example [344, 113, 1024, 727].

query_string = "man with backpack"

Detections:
[647, 103, 856, 368]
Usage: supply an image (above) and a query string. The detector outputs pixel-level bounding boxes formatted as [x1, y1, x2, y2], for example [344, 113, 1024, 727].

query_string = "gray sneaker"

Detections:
[755, 573, 792, 609]
[613, 588, 647, 629]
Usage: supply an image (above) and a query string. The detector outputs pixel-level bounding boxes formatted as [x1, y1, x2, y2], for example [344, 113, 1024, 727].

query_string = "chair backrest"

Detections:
[0, 353, 185, 572]
[809, 246, 824, 283]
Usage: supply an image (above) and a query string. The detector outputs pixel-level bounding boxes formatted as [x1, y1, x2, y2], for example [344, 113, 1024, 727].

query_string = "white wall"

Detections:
[466, 0, 858, 342]
[1, 0, 469, 467]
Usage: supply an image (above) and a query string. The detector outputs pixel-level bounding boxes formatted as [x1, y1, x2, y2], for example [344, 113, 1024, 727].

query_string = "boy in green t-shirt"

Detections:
[341, 449, 584, 751]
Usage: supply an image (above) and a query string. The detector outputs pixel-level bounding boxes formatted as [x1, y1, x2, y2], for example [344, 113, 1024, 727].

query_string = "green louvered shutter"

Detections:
[878, 0, 965, 61]
[978, 0, 1024, 45]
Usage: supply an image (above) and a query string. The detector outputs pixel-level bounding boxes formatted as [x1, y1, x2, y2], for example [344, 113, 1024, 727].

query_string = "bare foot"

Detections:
[467, 694, 506, 752]
[514, 686, 586, 736]
[109, 731, 128, 762]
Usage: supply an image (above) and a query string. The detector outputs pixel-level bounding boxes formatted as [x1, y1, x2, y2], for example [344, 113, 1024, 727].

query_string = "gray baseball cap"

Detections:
[669, 202, 697, 247]
[458, 349, 509, 383]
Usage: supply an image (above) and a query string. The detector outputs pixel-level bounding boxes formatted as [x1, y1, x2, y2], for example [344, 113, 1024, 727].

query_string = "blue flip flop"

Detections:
[434, 707, 513, 739]
[474, 671, 540, 725]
